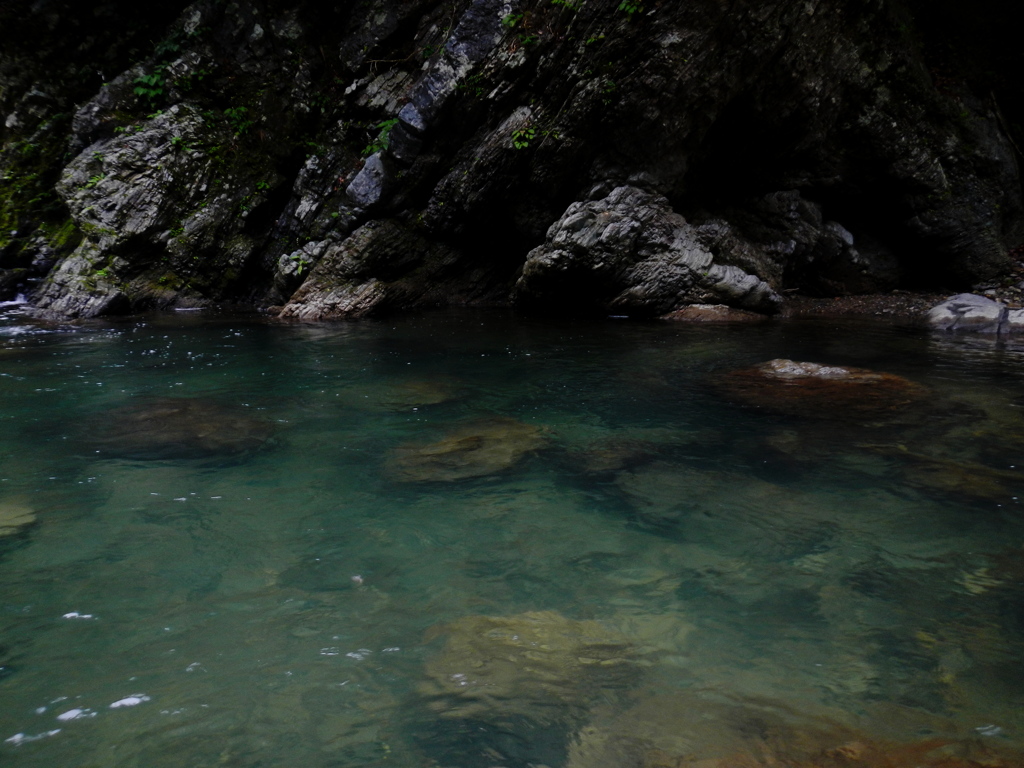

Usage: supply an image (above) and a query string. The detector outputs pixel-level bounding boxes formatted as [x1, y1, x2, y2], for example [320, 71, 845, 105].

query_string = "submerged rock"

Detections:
[0, 499, 36, 537]
[91, 397, 275, 460]
[387, 416, 545, 481]
[566, 438, 661, 475]
[557, 426, 715, 475]
[615, 462, 842, 570]
[863, 444, 1023, 503]
[718, 359, 929, 419]
[419, 610, 638, 722]
[350, 378, 463, 411]
[566, 690, 1022, 768]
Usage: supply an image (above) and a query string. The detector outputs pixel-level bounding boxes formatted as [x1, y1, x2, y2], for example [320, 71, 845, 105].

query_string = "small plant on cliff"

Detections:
[512, 126, 536, 149]
[501, 12, 539, 46]
[363, 118, 399, 155]
[131, 29, 199, 111]
[224, 106, 253, 136]
[618, 0, 642, 14]
[286, 253, 313, 277]
[134, 68, 167, 107]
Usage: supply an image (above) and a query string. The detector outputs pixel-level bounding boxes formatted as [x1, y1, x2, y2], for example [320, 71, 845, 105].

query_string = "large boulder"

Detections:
[514, 186, 783, 317]
[277, 219, 497, 320]
[925, 293, 1024, 334]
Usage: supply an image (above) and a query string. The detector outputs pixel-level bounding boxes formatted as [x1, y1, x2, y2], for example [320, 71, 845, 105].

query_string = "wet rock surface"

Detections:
[718, 359, 930, 420]
[91, 397, 275, 460]
[387, 416, 545, 482]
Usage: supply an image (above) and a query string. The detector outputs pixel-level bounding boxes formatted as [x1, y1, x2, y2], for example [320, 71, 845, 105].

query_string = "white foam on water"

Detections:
[5, 729, 61, 746]
[110, 694, 151, 709]
[0, 294, 27, 308]
[55, 708, 95, 722]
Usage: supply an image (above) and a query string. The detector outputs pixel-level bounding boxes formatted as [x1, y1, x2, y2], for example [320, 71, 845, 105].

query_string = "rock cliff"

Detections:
[1, 0, 1021, 318]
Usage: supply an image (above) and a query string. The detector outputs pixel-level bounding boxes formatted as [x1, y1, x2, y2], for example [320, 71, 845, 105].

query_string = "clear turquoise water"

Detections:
[1, 303, 1023, 767]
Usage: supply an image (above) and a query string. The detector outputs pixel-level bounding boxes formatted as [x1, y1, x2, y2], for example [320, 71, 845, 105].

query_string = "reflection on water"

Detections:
[2, 306, 1024, 767]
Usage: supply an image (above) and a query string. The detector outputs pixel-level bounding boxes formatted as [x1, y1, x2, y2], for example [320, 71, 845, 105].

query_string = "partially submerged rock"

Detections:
[926, 294, 1012, 333]
[92, 397, 275, 460]
[718, 359, 929, 419]
[0, 499, 36, 537]
[387, 416, 545, 481]
[419, 610, 638, 722]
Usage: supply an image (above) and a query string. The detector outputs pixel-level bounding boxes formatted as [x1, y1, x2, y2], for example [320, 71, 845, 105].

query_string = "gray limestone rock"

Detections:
[1005, 309, 1024, 333]
[278, 219, 477, 320]
[346, 152, 391, 209]
[514, 186, 782, 316]
[926, 293, 1008, 333]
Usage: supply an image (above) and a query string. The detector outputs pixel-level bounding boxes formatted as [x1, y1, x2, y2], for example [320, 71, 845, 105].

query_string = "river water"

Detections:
[1, 302, 1023, 768]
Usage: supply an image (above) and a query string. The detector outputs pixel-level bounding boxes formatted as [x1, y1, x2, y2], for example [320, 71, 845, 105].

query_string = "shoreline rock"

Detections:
[926, 293, 1024, 334]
